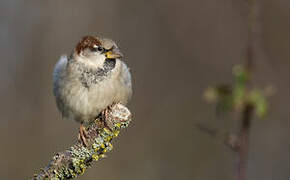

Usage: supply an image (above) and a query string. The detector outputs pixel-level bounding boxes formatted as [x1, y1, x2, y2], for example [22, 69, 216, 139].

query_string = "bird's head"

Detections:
[72, 35, 123, 68]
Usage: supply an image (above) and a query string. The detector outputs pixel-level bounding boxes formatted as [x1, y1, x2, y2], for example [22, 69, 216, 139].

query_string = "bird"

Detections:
[53, 35, 132, 146]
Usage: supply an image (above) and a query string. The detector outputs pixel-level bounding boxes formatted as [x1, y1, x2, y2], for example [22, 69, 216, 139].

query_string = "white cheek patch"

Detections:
[91, 54, 106, 64]
[82, 54, 107, 68]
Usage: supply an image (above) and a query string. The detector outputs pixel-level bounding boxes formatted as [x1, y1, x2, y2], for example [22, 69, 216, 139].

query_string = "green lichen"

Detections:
[51, 126, 122, 179]
[33, 104, 132, 180]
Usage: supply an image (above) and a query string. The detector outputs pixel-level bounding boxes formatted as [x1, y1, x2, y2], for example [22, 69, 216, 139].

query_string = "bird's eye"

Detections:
[92, 45, 104, 52]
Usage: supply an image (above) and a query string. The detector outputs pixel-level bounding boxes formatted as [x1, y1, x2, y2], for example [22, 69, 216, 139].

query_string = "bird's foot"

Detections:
[78, 124, 89, 147]
[101, 107, 113, 131]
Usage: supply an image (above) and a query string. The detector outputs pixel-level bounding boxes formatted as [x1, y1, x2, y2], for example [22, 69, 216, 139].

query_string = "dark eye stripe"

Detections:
[97, 46, 104, 51]
[91, 46, 104, 52]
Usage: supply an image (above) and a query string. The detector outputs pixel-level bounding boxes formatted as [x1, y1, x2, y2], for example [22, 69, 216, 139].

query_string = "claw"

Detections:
[78, 124, 89, 146]
[100, 108, 112, 131]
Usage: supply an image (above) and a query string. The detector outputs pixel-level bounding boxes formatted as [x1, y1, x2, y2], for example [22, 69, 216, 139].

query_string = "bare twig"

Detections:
[32, 103, 132, 180]
[237, 104, 254, 180]
[245, 0, 257, 74]
[237, 1, 258, 180]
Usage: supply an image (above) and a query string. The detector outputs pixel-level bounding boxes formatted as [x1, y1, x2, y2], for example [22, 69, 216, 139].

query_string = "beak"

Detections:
[105, 48, 123, 59]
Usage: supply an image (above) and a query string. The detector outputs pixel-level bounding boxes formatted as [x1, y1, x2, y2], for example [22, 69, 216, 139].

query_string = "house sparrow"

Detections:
[53, 35, 132, 146]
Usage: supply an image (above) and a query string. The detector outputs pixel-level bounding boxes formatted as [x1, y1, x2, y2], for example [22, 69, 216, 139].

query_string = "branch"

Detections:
[237, 1, 258, 180]
[237, 103, 254, 180]
[32, 103, 132, 180]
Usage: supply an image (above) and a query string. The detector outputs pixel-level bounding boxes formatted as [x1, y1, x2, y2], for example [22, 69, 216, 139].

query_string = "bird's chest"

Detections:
[78, 67, 109, 88]
[63, 70, 117, 119]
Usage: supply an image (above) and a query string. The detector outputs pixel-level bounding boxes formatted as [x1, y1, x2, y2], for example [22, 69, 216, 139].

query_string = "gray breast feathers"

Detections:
[73, 59, 116, 88]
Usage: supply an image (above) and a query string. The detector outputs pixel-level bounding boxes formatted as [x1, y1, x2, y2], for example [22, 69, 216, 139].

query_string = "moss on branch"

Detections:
[32, 103, 132, 180]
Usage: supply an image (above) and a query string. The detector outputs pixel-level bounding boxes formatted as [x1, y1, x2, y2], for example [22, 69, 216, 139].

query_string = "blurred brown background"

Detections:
[1, 0, 290, 179]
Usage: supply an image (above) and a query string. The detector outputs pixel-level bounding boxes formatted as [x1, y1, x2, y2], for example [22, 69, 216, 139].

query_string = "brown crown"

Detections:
[75, 36, 102, 55]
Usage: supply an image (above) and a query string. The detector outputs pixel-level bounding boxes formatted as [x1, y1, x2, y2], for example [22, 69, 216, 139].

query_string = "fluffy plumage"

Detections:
[53, 36, 132, 124]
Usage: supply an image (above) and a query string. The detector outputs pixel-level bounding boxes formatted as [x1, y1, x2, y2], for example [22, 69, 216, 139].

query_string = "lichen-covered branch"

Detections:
[32, 103, 132, 180]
